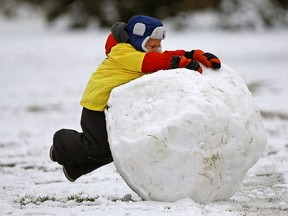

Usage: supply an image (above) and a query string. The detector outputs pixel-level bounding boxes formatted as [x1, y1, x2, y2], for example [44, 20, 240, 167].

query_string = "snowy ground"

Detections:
[0, 17, 288, 215]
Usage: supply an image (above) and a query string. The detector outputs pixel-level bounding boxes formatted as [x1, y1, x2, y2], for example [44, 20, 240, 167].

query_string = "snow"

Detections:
[106, 65, 267, 202]
[0, 17, 288, 215]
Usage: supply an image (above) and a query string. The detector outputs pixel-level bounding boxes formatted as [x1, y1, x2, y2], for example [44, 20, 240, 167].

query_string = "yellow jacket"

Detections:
[80, 43, 146, 111]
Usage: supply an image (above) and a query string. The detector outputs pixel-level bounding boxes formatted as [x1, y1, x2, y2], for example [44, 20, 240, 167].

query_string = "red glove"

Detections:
[171, 56, 202, 73]
[185, 49, 221, 69]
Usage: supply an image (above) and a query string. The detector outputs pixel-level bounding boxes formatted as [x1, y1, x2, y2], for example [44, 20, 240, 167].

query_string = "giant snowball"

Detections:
[105, 64, 267, 202]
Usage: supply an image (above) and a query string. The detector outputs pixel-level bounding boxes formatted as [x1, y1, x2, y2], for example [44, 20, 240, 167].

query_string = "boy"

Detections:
[50, 15, 221, 182]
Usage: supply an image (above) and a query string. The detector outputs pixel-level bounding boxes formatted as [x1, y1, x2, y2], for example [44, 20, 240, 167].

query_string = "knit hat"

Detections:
[126, 15, 166, 52]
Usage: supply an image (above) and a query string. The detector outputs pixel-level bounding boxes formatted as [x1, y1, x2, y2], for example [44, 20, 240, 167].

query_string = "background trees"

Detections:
[0, 0, 287, 29]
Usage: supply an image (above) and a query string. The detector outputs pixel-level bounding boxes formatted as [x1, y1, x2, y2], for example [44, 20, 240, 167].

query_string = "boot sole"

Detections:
[63, 166, 77, 182]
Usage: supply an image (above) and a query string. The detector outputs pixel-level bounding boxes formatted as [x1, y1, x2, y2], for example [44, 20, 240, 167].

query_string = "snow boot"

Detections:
[62, 165, 82, 182]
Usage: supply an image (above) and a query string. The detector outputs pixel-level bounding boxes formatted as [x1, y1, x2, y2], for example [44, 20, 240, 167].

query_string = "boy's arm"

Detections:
[142, 49, 221, 73]
[141, 50, 186, 73]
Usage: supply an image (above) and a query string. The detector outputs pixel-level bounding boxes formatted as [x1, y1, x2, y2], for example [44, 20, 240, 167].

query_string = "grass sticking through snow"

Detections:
[16, 192, 100, 208]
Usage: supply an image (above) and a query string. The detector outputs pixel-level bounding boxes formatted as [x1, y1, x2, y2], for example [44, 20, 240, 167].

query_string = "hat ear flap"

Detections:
[141, 36, 150, 52]
[150, 27, 166, 40]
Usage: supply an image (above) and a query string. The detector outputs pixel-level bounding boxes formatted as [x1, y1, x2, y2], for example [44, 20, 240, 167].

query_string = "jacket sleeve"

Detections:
[105, 33, 118, 56]
[141, 50, 186, 73]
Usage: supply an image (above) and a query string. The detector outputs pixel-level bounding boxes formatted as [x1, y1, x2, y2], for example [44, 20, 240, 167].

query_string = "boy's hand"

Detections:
[171, 56, 202, 73]
[185, 50, 221, 69]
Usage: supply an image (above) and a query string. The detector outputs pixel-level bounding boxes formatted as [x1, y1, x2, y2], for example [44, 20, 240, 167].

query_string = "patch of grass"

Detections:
[17, 195, 57, 207]
[0, 163, 16, 168]
[260, 110, 288, 120]
[26, 104, 61, 113]
[67, 193, 99, 203]
[247, 81, 264, 94]
[15, 192, 99, 207]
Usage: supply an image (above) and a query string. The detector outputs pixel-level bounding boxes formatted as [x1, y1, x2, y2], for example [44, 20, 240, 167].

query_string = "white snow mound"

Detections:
[105, 64, 267, 202]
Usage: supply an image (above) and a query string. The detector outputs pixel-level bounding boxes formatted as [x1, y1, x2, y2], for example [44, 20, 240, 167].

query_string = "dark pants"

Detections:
[53, 107, 113, 180]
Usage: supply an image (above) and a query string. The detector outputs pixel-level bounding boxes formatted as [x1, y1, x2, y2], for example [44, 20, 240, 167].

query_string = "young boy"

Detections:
[50, 15, 221, 182]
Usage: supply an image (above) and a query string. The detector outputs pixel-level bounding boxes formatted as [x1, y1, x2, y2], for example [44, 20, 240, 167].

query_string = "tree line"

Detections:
[0, 0, 287, 29]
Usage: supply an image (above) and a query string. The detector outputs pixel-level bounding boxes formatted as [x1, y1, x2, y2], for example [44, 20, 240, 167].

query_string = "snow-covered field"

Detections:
[0, 17, 288, 215]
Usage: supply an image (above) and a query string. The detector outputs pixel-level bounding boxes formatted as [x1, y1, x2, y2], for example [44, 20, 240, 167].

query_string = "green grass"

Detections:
[16, 192, 99, 207]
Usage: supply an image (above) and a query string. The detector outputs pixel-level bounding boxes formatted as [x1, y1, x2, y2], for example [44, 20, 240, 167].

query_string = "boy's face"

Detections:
[145, 38, 162, 52]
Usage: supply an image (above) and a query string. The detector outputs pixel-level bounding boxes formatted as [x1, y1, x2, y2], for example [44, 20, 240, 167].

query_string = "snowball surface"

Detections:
[105, 64, 267, 202]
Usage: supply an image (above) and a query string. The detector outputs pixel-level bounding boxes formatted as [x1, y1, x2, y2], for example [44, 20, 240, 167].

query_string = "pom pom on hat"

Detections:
[126, 15, 166, 52]
[111, 22, 129, 43]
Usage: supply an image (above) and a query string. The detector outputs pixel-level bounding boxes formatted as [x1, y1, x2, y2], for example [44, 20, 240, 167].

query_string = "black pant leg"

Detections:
[80, 107, 112, 161]
[53, 128, 86, 165]
[52, 108, 113, 177]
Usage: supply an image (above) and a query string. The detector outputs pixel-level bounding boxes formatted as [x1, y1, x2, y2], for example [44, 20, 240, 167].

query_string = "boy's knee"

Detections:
[53, 129, 76, 163]
[53, 129, 66, 146]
